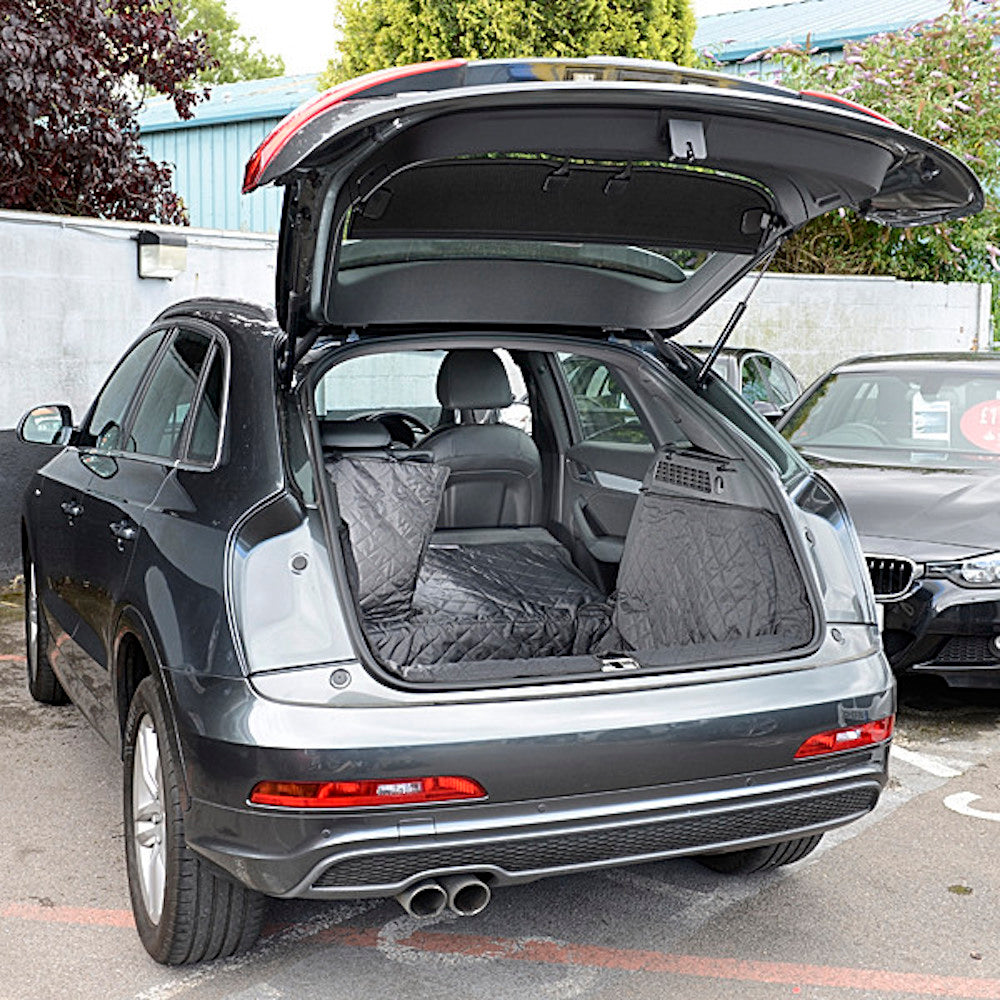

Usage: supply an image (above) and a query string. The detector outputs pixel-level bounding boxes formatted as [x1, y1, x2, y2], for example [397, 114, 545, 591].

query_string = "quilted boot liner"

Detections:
[327, 455, 448, 619]
[367, 540, 608, 675]
[599, 490, 814, 653]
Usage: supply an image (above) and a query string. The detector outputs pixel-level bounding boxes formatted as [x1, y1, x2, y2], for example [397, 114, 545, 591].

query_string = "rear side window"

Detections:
[127, 330, 212, 459]
[80, 332, 163, 452]
[559, 354, 651, 445]
[187, 350, 225, 464]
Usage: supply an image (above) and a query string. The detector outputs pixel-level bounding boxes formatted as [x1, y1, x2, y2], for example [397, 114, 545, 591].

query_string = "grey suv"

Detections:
[18, 57, 980, 963]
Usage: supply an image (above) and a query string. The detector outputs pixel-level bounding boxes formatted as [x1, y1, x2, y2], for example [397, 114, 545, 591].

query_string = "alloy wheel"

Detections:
[132, 715, 166, 924]
[26, 562, 39, 685]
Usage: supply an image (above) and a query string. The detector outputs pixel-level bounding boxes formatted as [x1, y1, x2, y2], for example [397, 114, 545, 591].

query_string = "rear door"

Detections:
[554, 352, 656, 583]
[66, 326, 217, 742]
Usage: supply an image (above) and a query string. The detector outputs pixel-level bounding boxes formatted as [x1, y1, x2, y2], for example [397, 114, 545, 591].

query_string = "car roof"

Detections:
[830, 352, 1000, 373]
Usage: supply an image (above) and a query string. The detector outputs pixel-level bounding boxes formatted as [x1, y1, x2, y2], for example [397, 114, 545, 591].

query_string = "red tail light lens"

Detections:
[794, 716, 894, 759]
[249, 775, 486, 808]
[799, 90, 895, 125]
[242, 58, 468, 192]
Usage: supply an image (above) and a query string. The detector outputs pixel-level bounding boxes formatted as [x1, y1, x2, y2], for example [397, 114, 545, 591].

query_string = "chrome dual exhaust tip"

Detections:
[439, 874, 491, 916]
[395, 874, 491, 918]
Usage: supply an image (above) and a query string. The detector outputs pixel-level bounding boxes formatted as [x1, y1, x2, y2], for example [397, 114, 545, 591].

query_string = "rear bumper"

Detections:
[183, 752, 887, 898]
[165, 642, 892, 898]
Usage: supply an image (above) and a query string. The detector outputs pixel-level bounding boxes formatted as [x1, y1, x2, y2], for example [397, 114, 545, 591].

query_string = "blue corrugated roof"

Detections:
[139, 73, 320, 132]
[693, 0, 953, 62]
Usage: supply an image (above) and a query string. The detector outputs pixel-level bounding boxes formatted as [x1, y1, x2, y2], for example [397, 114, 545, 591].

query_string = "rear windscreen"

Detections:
[342, 156, 776, 275]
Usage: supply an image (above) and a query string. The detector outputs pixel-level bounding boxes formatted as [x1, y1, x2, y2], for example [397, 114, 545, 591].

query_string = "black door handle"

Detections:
[109, 520, 137, 542]
[60, 500, 83, 519]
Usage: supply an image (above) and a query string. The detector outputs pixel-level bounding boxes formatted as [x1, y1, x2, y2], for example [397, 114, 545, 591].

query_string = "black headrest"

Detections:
[436, 350, 514, 410]
[319, 419, 392, 452]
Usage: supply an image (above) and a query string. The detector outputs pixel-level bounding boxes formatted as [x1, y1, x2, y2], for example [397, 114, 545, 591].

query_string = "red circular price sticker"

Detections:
[960, 399, 1000, 452]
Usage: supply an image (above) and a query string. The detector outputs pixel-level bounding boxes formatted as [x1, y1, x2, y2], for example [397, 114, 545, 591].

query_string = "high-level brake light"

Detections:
[799, 90, 895, 125]
[242, 59, 468, 193]
[249, 775, 487, 808]
[794, 716, 894, 758]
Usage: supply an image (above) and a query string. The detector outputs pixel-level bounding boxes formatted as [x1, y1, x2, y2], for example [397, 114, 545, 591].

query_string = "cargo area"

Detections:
[316, 342, 816, 685]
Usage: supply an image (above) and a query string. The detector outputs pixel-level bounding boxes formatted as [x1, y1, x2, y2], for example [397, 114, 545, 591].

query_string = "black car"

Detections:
[17, 57, 981, 964]
[780, 353, 1000, 687]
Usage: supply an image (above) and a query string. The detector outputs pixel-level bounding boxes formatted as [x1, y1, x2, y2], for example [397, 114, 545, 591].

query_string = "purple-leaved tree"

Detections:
[0, 0, 214, 223]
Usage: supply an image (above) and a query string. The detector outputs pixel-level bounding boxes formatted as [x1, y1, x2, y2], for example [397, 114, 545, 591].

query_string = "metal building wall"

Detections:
[142, 118, 284, 233]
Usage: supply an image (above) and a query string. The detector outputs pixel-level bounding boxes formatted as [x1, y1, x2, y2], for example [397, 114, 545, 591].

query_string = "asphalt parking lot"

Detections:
[1, 590, 999, 1000]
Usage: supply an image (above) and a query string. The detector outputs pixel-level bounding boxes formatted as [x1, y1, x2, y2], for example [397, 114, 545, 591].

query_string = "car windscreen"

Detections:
[783, 367, 1000, 467]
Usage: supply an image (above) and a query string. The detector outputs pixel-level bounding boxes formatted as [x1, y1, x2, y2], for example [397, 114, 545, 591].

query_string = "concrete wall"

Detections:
[0, 210, 277, 579]
[0, 209, 992, 579]
[676, 271, 993, 388]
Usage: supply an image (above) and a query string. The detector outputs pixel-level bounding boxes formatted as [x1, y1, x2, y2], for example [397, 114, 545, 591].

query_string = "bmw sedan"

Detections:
[781, 352, 1000, 688]
[18, 57, 981, 963]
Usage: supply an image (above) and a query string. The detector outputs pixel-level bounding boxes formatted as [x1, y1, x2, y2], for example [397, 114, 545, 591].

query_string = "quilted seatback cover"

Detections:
[327, 457, 448, 619]
[613, 491, 813, 651]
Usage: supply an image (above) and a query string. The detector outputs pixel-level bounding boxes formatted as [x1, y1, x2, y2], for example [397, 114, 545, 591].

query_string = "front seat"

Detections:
[422, 349, 543, 528]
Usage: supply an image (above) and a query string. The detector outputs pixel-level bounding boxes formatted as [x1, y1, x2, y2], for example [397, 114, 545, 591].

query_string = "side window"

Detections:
[756, 355, 799, 407]
[315, 348, 531, 436]
[316, 350, 445, 428]
[186, 348, 225, 464]
[127, 330, 212, 459]
[80, 332, 164, 452]
[740, 356, 770, 405]
[559, 354, 651, 444]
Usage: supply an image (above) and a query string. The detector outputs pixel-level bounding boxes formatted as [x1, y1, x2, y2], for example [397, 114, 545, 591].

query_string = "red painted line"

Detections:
[0, 654, 25, 663]
[4, 905, 999, 998]
[1, 902, 134, 928]
[322, 926, 1000, 999]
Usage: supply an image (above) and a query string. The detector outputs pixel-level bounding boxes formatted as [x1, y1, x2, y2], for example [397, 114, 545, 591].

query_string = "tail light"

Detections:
[242, 59, 467, 192]
[794, 716, 894, 759]
[250, 775, 487, 808]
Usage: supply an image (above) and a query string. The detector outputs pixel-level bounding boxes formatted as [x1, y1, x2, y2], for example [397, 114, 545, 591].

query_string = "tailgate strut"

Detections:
[695, 245, 779, 385]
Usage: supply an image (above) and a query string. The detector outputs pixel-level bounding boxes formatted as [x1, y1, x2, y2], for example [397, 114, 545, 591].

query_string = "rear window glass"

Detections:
[559, 353, 652, 445]
[343, 157, 774, 259]
[339, 237, 709, 285]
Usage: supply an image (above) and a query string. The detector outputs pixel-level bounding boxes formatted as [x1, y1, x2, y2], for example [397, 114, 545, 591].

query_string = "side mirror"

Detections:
[752, 399, 784, 424]
[17, 404, 74, 446]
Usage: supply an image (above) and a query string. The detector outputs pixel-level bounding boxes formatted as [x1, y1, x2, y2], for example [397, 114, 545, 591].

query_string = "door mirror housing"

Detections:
[18, 404, 75, 446]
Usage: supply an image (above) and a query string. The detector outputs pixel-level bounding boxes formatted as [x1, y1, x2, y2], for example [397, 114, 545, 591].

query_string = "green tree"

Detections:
[764, 1, 999, 321]
[321, 0, 695, 87]
[175, 0, 285, 83]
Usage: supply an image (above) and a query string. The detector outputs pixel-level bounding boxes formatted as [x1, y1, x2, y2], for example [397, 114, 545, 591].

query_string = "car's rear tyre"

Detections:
[697, 834, 823, 875]
[124, 677, 266, 964]
[24, 557, 67, 705]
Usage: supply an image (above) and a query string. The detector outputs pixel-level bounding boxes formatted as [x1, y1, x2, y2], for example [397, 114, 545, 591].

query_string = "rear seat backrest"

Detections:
[422, 350, 543, 528]
[322, 420, 448, 620]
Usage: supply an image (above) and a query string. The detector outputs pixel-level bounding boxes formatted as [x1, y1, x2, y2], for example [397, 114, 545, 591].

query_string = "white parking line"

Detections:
[891, 745, 966, 778]
[943, 791, 1000, 823]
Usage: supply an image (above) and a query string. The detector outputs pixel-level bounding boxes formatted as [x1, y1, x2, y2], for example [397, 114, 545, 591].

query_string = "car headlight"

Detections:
[927, 551, 1000, 588]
